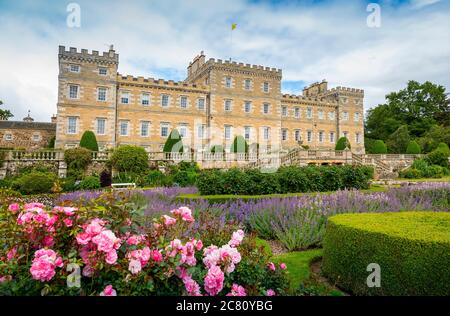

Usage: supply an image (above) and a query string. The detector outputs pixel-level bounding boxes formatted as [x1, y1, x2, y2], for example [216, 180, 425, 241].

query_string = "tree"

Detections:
[406, 141, 421, 154]
[163, 129, 184, 153]
[387, 125, 410, 154]
[417, 125, 450, 153]
[372, 140, 388, 154]
[0, 100, 13, 121]
[335, 137, 351, 150]
[79, 130, 99, 151]
[365, 81, 449, 143]
[230, 136, 249, 153]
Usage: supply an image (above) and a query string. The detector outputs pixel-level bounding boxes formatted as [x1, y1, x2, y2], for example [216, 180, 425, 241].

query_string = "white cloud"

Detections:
[410, 0, 441, 9]
[0, 0, 449, 121]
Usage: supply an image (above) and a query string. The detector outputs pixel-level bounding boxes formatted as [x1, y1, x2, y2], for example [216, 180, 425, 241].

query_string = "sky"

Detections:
[0, 0, 449, 122]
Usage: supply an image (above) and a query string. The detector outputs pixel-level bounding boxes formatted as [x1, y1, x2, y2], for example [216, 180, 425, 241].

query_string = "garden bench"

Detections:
[111, 183, 136, 190]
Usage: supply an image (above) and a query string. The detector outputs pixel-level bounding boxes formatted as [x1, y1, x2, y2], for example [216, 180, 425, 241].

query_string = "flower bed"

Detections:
[322, 212, 450, 296]
[0, 199, 289, 296]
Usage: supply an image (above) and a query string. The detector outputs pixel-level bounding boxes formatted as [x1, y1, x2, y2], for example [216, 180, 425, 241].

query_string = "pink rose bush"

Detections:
[0, 201, 289, 296]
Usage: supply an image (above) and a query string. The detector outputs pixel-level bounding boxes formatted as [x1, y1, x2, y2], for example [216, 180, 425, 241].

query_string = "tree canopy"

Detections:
[0, 100, 13, 121]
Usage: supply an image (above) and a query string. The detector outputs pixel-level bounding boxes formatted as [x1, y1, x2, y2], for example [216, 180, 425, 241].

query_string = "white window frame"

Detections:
[98, 67, 107, 75]
[69, 85, 79, 99]
[294, 130, 301, 142]
[141, 121, 150, 137]
[319, 131, 324, 143]
[121, 92, 130, 104]
[5, 133, 13, 141]
[69, 64, 80, 73]
[244, 101, 252, 113]
[263, 103, 270, 114]
[180, 96, 188, 109]
[307, 107, 313, 119]
[343, 112, 349, 121]
[328, 111, 335, 121]
[330, 132, 335, 143]
[244, 126, 251, 140]
[161, 95, 170, 107]
[67, 117, 78, 134]
[354, 112, 360, 122]
[197, 98, 205, 110]
[225, 77, 232, 88]
[197, 124, 206, 139]
[141, 93, 150, 106]
[294, 107, 300, 119]
[224, 99, 232, 112]
[160, 123, 169, 137]
[96, 118, 106, 135]
[244, 79, 251, 90]
[263, 82, 269, 93]
[282, 129, 288, 141]
[282, 106, 288, 117]
[32, 134, 40, 142]
[119, 121, 129, 136]
[178, 124, 188, 138]
[224, 125, 232, 140]
[307, 131, 313, 143]
[318, 110, 324, 120]
[263, 127, 270, 141]
[97, 87, 107, 102]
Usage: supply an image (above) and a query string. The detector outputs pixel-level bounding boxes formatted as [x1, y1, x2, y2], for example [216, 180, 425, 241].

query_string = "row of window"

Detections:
[224, 77, 270, 93]
[69, 64, 108, 76]
[3, 133, 41, 142]
[66, 117, 361, 144]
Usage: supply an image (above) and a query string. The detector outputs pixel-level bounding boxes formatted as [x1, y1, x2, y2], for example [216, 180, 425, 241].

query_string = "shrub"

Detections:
[230, 136, 249, 154]
[163, 129, 184, 153]
[100, 169, 112, 188]
[426, 148, 449, 168]
[79, 176, 101, 190]
[0, 151, 6, 167]
[371, 140, 387, 154]
[110, 145, 149, 174]
[62, 177, 78, 192]
[13, 172, 56, 195]
[322, 212, 450, 296]
[406, 140, 421, 154]
[79, 131, 99, 152]
[335, 137, 351, 151]
[64, 147, 92, 179]
[0, 201, 289, 296]
[146, 170, 166, 187]
[437, 142, 450, 154]
[399, 168, 421, 179]
[173, 170, 198, 187]
[47, 136, 55, 149]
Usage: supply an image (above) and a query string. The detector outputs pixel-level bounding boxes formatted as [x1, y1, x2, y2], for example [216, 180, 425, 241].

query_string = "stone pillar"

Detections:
[58, 161, 67, 178]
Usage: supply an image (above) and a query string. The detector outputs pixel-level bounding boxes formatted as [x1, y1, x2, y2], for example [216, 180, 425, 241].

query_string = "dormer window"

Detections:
[70, 64, 80, 73]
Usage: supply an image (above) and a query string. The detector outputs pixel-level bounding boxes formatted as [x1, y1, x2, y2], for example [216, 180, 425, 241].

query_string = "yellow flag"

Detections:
[232, 23, 237, 30]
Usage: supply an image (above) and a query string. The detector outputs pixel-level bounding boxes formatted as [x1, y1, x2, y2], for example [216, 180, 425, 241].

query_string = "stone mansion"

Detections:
[55, 46, 365, 154]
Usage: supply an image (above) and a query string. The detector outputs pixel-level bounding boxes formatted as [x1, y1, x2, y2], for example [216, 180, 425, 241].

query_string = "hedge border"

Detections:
[322, 212, 450, 296]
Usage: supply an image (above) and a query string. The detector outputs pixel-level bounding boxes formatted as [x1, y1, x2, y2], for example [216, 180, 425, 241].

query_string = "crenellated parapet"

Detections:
[117, 74, 208, 92]
[327, 86, 364, 97]
[58, 45, 119, 65]
[281, 94, 339, 107]
[203, 58, 282, 78]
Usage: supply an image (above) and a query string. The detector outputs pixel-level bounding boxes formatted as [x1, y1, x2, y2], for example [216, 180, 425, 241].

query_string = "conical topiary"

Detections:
[163, 129, 184, 153]
[335, 137, 351, 150]
[230, 136, 249, 153]
[372, 140, 387, 154]
[79, 130, 99, 151]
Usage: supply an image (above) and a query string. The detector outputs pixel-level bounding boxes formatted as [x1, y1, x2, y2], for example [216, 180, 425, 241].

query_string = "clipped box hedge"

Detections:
[322, 212, 450, 296]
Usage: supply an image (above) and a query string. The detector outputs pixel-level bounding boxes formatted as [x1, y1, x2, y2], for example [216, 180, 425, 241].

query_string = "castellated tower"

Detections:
[55, 46, 119, 149]
[186, 54, 283, 153]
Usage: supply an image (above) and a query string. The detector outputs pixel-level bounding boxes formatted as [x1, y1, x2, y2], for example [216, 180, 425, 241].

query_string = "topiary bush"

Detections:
[79, 130, 99, 151]
[230, 136, 249, 154]
[110, 145, 149, 174]
[406, 140, 421, 154]
[163, 129, 184, 153]
[371, 140, 387, 154]
[322, 212, 450, 296]
[13, 172, 56, 195]
[79, 176, 101, 190]
[64, 147, 92, 179]
[335, 137, 351, 151]
[426, 147, 449, 168]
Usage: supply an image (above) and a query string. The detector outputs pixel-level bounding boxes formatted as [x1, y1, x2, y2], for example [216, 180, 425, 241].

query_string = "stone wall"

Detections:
[0, 121, 56, 150]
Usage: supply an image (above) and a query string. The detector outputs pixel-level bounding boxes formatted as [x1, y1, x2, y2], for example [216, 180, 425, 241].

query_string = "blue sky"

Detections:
[0, 0, 448, 121]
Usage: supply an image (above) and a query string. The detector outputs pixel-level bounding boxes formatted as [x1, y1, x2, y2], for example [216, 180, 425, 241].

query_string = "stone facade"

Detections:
[55, 46, 365, 154]
[0, 114, 56, 150]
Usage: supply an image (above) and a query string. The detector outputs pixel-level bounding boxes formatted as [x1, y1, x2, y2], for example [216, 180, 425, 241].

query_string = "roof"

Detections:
[0, 121, 56, 131]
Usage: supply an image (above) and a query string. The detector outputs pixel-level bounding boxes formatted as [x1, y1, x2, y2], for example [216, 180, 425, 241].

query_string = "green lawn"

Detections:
[177, 185, 389, 203]
[396, 175, 450, 182]
[272, 249, 323, 288]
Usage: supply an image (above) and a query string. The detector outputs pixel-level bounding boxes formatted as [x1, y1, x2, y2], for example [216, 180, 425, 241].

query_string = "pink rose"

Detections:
[229, 229, 245, 247]
[63, 219, 73, 227]
[126, 236, 139, 246]
[268, 262, 276, 271]
[42, 235, 55, 247]
[194, 240, 203, 251]
[76, 232, 91, 245]
[151, 249, 163, 263]
[0, 275, 12, 283]
[82, 265, 95, 277]
[30, 249, 63, 282]
[8, 203, 20, 214]
[100, 285, 117, 296]
[227, 284, 247, 297]
[24, 203, 44, 210]
[163, 215, 177, 226]
[7, 247, 17, 261]
[266, 289, 276, 296]
[128, 259, 142, 275]
[63, 207, 77, 216]
[105, 250, 118, 265]
[204, 266, 224, 296]
[280, 263, 287, 270]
